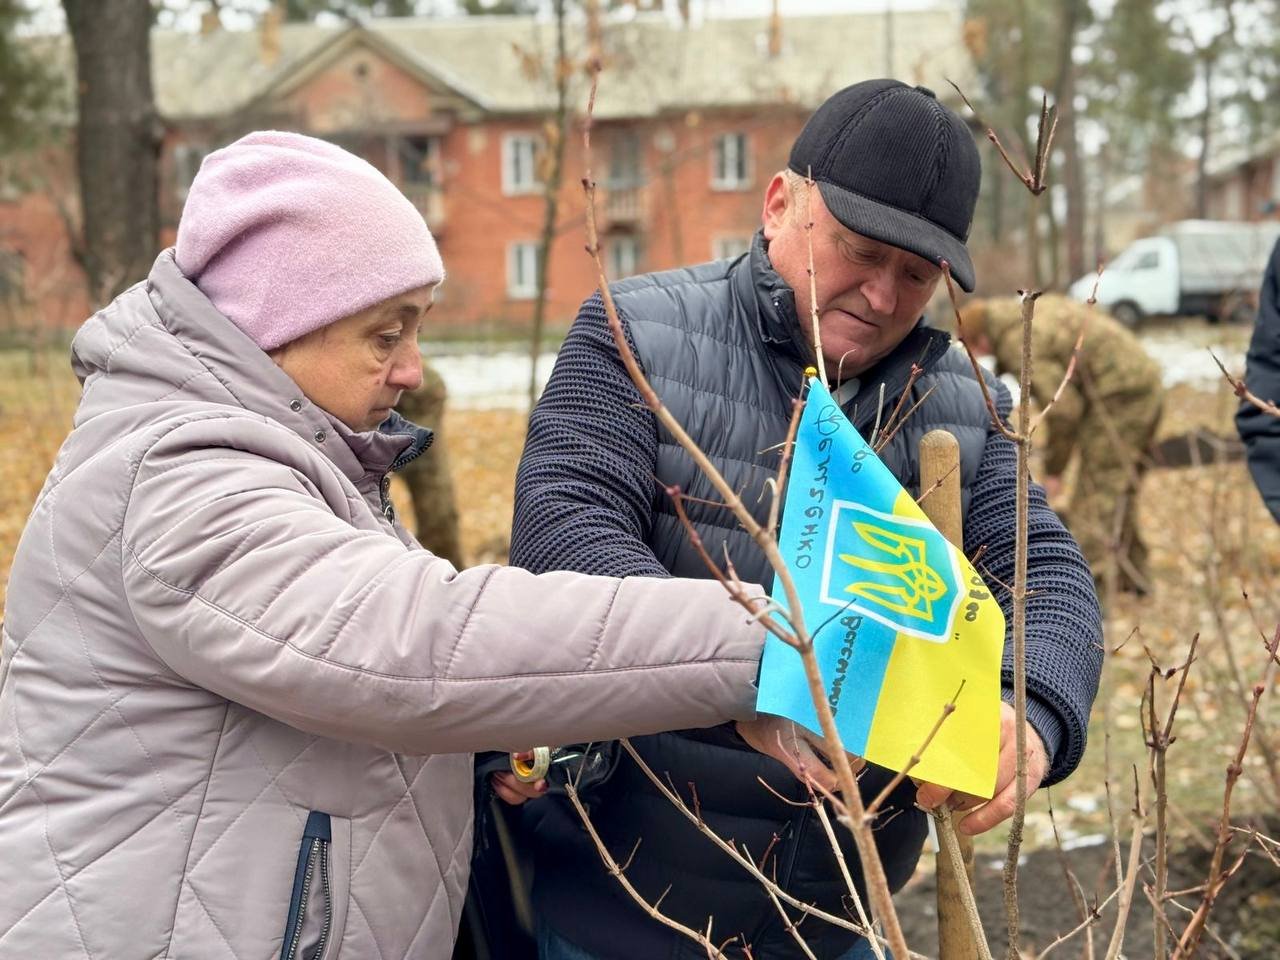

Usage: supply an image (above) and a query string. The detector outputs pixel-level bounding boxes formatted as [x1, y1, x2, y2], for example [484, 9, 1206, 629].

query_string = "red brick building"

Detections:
[1205, 130, 1280, 224]
[1, 9, 973, 335]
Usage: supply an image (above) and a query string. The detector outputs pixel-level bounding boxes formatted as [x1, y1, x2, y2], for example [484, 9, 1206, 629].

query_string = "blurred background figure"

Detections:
[397, 359, 465, 568]
[960, 294, 1165, 594]
[1237, 227, 1280, 524]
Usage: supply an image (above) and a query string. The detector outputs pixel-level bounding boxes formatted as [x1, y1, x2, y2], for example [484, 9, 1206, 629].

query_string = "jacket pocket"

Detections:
[281, 811, 334, 960]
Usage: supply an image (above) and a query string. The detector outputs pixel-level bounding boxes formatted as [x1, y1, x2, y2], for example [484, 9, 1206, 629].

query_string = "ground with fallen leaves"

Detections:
[2, 320, 1278, 957]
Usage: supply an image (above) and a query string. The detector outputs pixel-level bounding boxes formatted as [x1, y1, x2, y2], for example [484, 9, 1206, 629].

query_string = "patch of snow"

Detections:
[1140, 330, 1245, 391]
[424, 349, 556, 411]
[1061, 833, 1110, 851]
[1066, 794, 1100, 814]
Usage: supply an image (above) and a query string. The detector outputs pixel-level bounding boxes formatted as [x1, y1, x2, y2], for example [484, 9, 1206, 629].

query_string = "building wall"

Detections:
[430, 106, 805, 335]
[1207, 156, 1279, 222]
[0, 146, 92, 335]
[0, 41, 805, 337]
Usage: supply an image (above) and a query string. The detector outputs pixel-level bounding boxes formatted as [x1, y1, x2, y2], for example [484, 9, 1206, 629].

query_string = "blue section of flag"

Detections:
[759, 378, 905, 749]
[808, 609, 894, 755]
[757, 377, 1005, 796]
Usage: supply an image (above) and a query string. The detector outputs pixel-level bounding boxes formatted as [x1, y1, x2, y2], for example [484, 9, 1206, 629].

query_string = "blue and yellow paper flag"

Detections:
[757, 377, 1005, 798]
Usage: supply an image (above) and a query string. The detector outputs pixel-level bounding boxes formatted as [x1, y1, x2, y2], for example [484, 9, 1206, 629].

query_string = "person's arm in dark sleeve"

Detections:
[963, 379, 1104, 786]
[1238, 239, 1280, 524]
[511, 290, 670, 579]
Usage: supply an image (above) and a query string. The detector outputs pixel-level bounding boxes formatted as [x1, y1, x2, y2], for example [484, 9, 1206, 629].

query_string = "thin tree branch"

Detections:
[810, 799, 883, 960]
[1003, 287, 1042, 960]
[934, 805, 995, 960]
[1172, 624, 1278, 958]
[581, 60, 911, 959]
[942, 263, 1020, 441]
[768, 395, 806, 536]
[615, 739, 871, 937]
[1103, 775, 1147, 960]
[563, 780, 731, 958]
[864, 682, 965, 819]
[804, 168, 828, 384]
[1213, 350, 1280, 419]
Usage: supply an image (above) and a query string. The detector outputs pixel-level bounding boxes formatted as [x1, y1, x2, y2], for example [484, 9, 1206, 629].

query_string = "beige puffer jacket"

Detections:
[0, 251, 764, 959]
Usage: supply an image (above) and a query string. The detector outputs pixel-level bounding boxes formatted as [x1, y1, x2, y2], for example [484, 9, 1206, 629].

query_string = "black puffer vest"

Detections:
[534, 235, 996, 960]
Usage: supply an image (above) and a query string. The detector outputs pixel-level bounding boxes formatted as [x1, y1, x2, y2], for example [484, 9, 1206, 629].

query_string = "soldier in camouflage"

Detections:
[960, 294, 1164, 593]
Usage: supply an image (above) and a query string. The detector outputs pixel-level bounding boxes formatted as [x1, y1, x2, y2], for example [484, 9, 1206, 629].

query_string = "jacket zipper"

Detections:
[281, 812, 333, 960]
[283, 844, 316, 960]
[313, 841, 332, 959]
[776, 806, 811, 903]
[379, 474, 395, 522]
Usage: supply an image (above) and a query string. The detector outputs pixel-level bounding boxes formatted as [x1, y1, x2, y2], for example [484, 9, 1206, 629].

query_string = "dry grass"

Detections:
[389, 407, 527, 566]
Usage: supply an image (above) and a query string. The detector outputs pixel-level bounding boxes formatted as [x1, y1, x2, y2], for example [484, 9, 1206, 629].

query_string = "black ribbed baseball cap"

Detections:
[789, 79, 981, 291]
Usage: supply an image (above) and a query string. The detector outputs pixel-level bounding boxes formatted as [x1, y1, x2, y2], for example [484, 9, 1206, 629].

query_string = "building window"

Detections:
[396, 134, 446, 227]
[173, 143, 209, 202]
[502, 134, 541, 195]
[711, 132, 750, 190]
[398, 134, 442, 186]
[508, 241, 541, 299]
[608, 234, 642, 278]
[608, 131, 643, 189]
[712, 235, 753, 260]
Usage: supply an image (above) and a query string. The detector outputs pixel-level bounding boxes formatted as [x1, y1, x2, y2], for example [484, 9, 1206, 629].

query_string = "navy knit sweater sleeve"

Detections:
[512, 293, 1102, 785]
[963, 380, 1103, 785]
[511, 293, 670, 580]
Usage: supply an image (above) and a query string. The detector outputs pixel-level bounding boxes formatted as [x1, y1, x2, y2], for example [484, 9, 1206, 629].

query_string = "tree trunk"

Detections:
[1054, 0, 1086, 282]
[1045, 187, 1061, 289]
[398, 361, 465, 569]
[62, 0, 159, 305]
[1025, 188, 1043, 289]
[526, 0, 569, 414]
[1091, 146, 1108, 267]
[1195, 51, 1215, 220]
[986, 136, 1005, 244]
[1015, 0, 1041, 287]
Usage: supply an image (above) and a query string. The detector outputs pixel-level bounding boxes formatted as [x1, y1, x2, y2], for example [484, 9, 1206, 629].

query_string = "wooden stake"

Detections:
[919, 429, 986, 960]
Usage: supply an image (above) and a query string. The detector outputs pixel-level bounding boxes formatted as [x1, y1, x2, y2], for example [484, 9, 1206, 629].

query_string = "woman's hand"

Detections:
[491, 751, 548, 805]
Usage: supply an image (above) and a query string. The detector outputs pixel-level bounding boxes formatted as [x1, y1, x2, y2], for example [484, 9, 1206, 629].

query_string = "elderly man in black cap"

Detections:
[498, 80, 1103, 960]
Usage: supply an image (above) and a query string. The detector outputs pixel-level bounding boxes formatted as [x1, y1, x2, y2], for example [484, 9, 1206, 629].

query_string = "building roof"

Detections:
[1206, 128, 1280, 181]
[135, 9, 973, 122]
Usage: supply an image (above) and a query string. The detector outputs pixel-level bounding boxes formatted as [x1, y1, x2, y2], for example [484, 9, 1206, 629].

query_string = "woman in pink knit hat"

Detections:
[0, 132, 835, 959]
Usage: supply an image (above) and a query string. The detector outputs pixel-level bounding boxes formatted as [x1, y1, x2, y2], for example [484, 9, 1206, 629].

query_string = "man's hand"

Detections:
[736, 714, 864, 794]
[915, 702, 1048, 835]
[491, 751, 548, 805]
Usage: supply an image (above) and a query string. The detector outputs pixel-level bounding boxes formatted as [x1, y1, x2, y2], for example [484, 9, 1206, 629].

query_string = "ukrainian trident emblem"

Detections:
[839, 522, 948, 621]
[820, 502, 962, 643]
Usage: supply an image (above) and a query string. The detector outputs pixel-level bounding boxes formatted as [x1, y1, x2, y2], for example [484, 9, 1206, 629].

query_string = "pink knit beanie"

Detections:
[175, 131, 444, 351]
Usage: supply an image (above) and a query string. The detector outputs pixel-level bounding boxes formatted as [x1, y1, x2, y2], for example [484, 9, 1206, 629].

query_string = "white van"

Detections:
[1067, 219, 1280, 326]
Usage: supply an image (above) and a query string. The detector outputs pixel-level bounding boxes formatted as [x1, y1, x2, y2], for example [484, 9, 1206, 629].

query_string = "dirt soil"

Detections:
[895, 827, 1280, 958]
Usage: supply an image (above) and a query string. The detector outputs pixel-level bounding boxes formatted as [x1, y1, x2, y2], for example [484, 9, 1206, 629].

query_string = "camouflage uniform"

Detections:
[979, 294, 1164, 590]
[395, 359, 465, 568]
